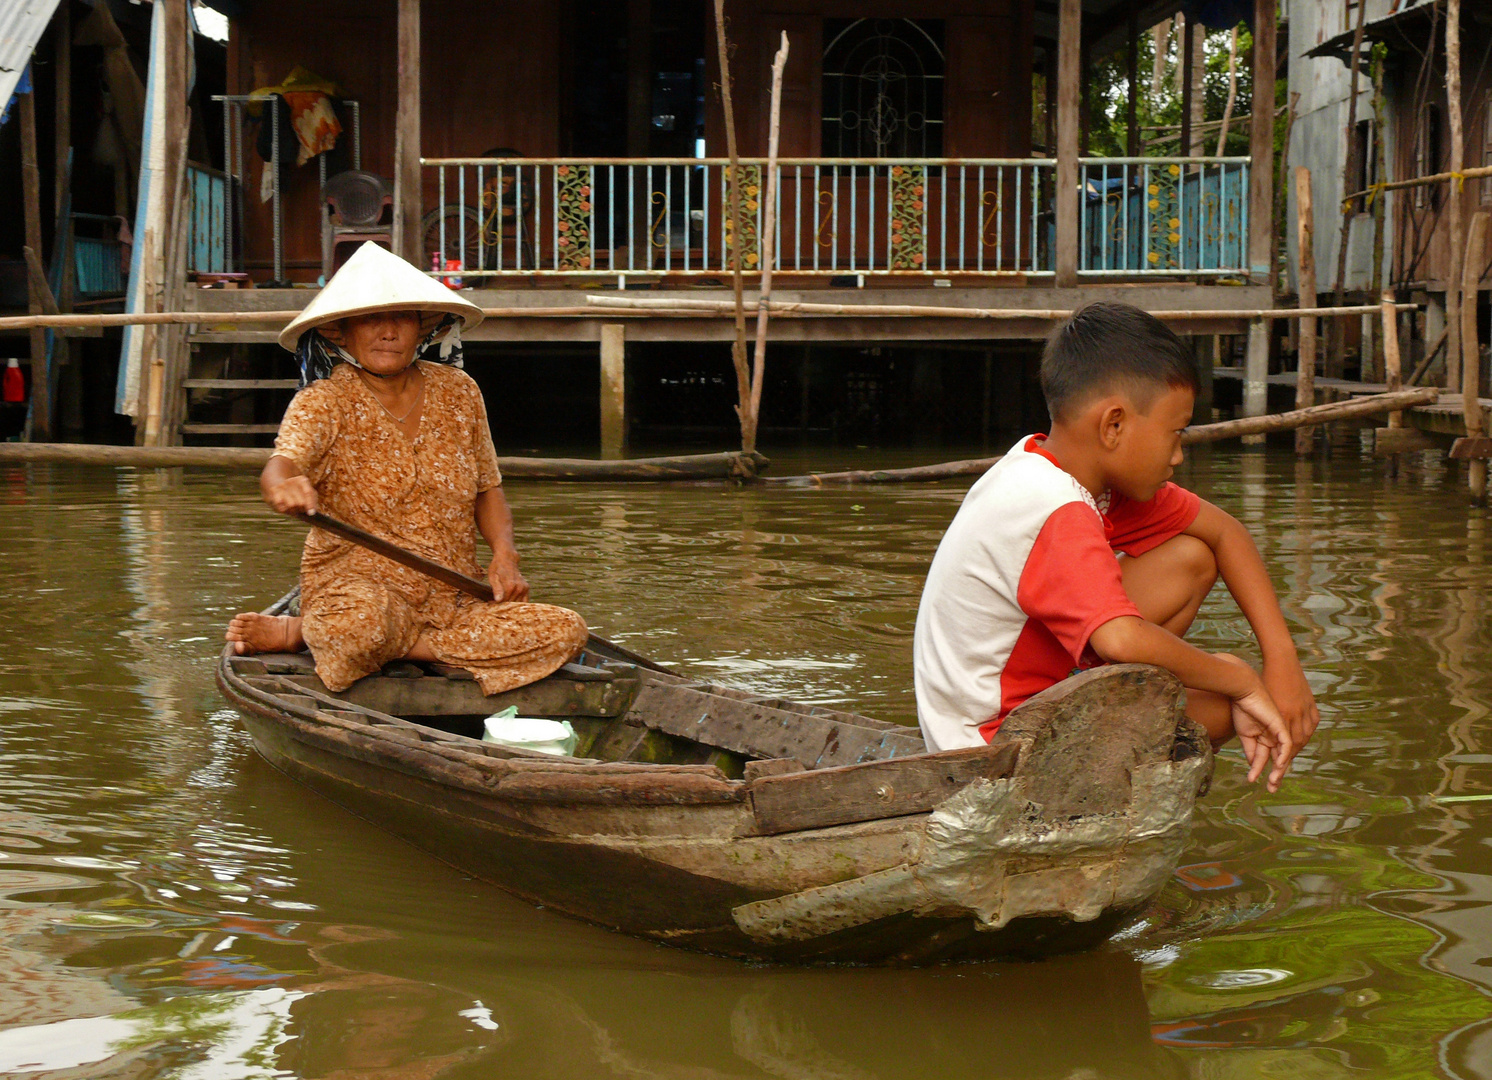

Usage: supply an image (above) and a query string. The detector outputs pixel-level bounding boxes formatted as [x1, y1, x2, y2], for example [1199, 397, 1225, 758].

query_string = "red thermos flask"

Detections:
[2, 359, 23, 404]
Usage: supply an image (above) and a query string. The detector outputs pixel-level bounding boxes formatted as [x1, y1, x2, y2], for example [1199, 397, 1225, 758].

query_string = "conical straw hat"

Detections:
[277, 242, 484, 351]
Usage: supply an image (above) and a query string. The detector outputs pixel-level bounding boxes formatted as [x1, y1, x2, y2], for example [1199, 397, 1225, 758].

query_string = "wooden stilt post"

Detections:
[54, 2, 71, 214]
[1382, 289, 1403, 429]
[1243, 318, 1269, 440]
[600, 323, 627, 459]
[712, 0, 752, 450]
[1368, 45, 1388, 383]
[1328, 0, 1368, 380]
[1295, 166, 1318, 455]
[744, 33, 789, 454]
[394, 0, 422, 264]
[1248, 0, 1277, 285]
[1055, 0, 1081, 287]
[1445, 0, 1465, 394]
[1462, 211, 1488, 501]
[19, 82, 50, 440]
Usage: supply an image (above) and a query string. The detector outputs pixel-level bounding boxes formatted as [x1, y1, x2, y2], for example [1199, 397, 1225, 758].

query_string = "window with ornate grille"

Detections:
[821, 18, 944, 159]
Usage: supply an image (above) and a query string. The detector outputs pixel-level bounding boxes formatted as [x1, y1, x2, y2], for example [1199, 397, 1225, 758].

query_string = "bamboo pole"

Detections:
[744, 33, 788, 455]
[1446, 0, 1466, 395]
[1462, 210, 1488, 501]
[1274, 92, 1299, 297]
[583, 295, 1413, 321]
[0, 444, 768, 480]
[1295, 166, 1318, 455]
[712, 0, 752, 451]
[1383, 289, 1403, 428]
[1342, 163, 1492, 205]
[1368, 44, 1388, 383]
[0, 300, 1419, 334]
[1215, 26, 1240, 158]
[1329, 0, 1368, 380]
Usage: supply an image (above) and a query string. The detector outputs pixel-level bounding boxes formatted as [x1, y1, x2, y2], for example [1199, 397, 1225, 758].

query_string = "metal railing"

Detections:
[420, 158, 1058, 280]
[1078, 157, 1250, 275]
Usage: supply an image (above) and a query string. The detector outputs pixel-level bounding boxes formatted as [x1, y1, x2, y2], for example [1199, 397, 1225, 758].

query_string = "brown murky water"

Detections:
[3, 443, 1492, 1078]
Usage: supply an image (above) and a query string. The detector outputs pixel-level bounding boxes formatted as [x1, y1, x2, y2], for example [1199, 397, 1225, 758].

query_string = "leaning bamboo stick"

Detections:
[761, 389, 1446, 484]
[712, 0, 752, 452]
[1340, 163, 1492, 205]
[745, 33, 789, 455]
[1183, 387, 1439, 444]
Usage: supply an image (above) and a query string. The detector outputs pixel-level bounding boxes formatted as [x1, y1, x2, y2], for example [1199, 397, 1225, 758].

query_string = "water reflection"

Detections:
[5, 451, 1492, 1077]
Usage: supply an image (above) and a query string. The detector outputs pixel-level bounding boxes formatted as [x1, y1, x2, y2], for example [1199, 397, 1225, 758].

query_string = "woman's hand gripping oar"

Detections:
[294, 511, 497, 602]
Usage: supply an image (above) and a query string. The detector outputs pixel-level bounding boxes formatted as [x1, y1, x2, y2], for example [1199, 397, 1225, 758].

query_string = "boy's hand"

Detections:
[1230, 685, 1295, 793]
[1263, 656, 1320, 749]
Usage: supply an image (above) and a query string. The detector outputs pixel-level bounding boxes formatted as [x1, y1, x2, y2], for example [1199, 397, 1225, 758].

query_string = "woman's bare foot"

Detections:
[225, 613, 306, 655]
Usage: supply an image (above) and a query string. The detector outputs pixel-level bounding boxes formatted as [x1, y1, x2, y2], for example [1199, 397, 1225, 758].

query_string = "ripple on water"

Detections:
[4, 452, 1492, 1076]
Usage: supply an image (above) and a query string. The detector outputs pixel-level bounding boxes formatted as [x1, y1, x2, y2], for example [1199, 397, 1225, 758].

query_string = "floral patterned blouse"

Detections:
[271, 361, 503, 603]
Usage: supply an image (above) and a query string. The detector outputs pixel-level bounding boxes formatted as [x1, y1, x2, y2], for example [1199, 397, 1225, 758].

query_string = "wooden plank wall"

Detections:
[1389, 28, 1492, 289]
[228, 0, 561, 281]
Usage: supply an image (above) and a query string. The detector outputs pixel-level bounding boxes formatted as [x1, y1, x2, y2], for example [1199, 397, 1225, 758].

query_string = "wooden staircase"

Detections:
[178, 328, 296, 441]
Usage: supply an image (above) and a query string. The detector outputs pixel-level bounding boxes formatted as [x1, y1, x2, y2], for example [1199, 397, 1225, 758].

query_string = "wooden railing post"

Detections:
[1055, 0, 1081, 286]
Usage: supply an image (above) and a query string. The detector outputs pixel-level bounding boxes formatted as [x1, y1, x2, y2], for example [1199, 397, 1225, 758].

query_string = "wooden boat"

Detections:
[218, 588, 1213, 965]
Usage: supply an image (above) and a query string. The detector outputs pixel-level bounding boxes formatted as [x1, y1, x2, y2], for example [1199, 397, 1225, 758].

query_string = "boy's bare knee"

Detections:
[1172, 534, 1218, 593]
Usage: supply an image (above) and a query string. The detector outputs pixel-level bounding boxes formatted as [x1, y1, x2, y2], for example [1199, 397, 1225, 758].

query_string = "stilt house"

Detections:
[10, 0, 1282, 451]
[1287, 0, 1491, 380]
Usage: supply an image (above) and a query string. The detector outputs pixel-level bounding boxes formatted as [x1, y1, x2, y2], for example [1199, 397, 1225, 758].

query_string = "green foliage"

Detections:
[1078, 22, 1258, 158]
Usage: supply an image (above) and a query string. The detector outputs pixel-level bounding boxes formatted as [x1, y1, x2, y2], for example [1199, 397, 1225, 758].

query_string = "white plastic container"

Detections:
[481, 707, 578, 757]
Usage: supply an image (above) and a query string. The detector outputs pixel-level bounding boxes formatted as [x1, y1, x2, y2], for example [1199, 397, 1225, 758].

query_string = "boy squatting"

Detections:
[913, 302, 1319, 793]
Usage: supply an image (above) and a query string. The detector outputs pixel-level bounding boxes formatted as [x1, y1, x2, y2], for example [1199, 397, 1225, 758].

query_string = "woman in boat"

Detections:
[226, 242, 588, 694]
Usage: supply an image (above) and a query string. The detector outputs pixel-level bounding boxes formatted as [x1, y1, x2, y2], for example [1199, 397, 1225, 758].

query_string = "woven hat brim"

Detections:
[276, 242, 484, 351]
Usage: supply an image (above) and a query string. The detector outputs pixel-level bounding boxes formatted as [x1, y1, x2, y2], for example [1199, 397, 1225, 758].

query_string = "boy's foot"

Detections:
[225, 613, 306, 655]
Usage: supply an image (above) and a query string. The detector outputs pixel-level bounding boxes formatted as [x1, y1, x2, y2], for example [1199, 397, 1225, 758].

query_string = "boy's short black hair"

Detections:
[1040, 301, 1200, 422]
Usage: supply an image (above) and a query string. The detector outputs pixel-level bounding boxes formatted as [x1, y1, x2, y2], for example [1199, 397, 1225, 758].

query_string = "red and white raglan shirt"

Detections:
[913, 434, 1201, 752]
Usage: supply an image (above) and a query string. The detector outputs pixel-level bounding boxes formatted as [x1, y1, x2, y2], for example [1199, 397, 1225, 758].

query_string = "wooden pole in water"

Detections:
[1382, 289, 1403, 429]
[19, 82, 50, 441]
[1328, 0, 1367, 379]
[1461, 210, 1488, 501]
[1445, 0, 1465, 394]
[744, 33, 789, 454]
[1248, 0, 1277, 285]
[1295, 167, 1317, 455]
[712, 0, 752, 452]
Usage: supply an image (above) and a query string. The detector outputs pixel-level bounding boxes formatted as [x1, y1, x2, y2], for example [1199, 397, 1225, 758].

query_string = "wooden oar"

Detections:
[297, 511, 496, 602]
[294, 510, 675, 674]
